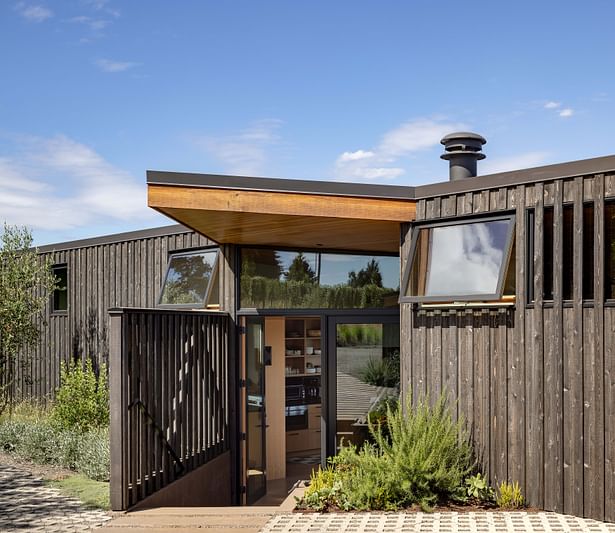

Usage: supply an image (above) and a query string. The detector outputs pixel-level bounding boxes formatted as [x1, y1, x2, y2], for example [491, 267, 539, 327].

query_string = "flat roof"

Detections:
[148, 154, 615, 200]
[37, 224, 190, 253]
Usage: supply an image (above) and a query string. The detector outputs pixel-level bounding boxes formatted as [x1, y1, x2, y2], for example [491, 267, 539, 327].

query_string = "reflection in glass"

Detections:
[407, 218, 514, 299]
[335, 323, 400, 450]
[240, 249, 399, 309]
[52, 265, 68, 312]
[245, 319, 266, 504]
[606, 202, 615, 299]
[159, 250, 218, 305]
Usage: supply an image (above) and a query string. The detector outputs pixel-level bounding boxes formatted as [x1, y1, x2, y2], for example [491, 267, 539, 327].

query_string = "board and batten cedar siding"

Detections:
[400, 172, 615, 522]
[16, 226, 225, 402]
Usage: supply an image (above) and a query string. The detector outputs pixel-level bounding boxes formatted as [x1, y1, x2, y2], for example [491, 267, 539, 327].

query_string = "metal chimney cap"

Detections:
[440, 132, 486, 146]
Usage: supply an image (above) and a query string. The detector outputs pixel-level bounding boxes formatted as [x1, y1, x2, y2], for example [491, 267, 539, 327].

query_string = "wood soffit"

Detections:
[147, 185, 414, 253]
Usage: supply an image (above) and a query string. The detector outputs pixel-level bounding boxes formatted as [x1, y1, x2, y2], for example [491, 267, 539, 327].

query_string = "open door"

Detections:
[241, 317, 267, 504]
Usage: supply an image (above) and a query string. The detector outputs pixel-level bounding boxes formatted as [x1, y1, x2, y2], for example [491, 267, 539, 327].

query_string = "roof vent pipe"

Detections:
[440, 132, 486, 181]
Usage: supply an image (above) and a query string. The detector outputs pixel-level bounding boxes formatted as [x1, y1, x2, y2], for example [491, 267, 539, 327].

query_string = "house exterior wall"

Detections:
[19, 226, 215, 401]
[400, 172, 615, 522]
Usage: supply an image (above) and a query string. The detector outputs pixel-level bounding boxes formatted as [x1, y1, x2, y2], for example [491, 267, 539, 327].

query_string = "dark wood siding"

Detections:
[402, 172, 615, 522]
[16, 228, 227, 401]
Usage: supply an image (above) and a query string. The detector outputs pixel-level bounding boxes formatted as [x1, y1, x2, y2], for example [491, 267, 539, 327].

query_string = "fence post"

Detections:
[109, 309, 127, 511]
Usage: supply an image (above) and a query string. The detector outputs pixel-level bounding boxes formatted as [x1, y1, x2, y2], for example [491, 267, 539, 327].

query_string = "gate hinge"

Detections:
[239, 378, 246, 388]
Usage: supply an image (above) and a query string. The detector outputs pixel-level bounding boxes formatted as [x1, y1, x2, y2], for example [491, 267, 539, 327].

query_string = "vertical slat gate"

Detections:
[109, 308, 230, 511]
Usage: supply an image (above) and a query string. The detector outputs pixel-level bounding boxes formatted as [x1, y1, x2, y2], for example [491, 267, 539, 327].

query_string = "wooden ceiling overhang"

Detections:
[147, 182, 416, 253]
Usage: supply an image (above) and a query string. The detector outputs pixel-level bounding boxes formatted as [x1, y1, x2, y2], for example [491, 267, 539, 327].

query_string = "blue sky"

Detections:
[1, 1, 614, 245]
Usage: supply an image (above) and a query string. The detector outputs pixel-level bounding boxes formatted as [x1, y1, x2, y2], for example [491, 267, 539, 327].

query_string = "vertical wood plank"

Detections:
[564, 176, 585, 516]
[526, 183, 544, 508]
[544, 179, 564, 512]
[510, 184, 526, 491]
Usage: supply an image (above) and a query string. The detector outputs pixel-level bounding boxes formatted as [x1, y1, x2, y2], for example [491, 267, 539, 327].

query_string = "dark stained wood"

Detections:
[544, 179, 564, 513]
[109, 308, 230, 511]
[402, 170, 613, 522]
[20, 228, 213, 402]
[605, 308, 615, 522]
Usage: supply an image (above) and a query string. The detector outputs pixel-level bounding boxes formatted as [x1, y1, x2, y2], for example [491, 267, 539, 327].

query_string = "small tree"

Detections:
[0, 225, 57, 415]
[348, 258, 383, 288]
[285, 252, 317, 284]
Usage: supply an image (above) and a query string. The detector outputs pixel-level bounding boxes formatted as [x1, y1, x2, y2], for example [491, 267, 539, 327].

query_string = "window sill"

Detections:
[50, 310, 68, 316]
[415, 301, 515, 311]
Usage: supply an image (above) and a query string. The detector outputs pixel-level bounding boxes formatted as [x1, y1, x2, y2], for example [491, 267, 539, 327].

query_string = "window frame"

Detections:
[51, 263, 68, 314]
[400, 212, 517, 304]
[237, 245, 400, 311]
[157, 247, 220, 309]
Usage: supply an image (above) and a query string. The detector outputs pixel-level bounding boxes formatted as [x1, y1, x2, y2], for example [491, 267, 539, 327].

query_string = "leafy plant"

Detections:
[298, 392, 475, 512]
[0, 225, 57, 415]
[496, 480, 525, 509]
[465, 473, 495, 502]
[360, 357, 399, 387]
[51, 359, 109, 431]
[298, 465, 340, 511]
[0, 415, 110, 481]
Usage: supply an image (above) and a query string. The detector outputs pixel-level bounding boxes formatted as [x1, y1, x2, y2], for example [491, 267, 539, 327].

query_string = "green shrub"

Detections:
[299, 466, 339, 511]
[51, 359, 109, 431]
[0, 416, 110, 481]
[360, 357, 399, 387]
[465, 473, 495, 502]
[299, 392, 474, 511]
[496, 480, 525, 509]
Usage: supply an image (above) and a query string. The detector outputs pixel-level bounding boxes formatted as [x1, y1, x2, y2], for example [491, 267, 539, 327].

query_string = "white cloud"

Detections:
[337, 150, 375, 163]
[15, 2, 52, 22]
[0, 134, 155, 231]
[334, 118, 467, 182]
[480, 151, 550, 175]
[559, 108, 574, 118]
[194, 119, 283, 175]
[95, 58, 138, 73]
[544, 101, 561, 109]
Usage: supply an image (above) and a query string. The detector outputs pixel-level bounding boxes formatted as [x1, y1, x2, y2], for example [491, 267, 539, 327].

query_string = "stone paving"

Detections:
[261, 511, 615, 532]
[0, 462, 112, 532]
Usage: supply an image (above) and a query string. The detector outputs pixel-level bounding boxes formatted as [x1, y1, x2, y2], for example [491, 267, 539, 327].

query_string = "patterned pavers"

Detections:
[261, 511, 615, 532]
[0, 463, 112, 532]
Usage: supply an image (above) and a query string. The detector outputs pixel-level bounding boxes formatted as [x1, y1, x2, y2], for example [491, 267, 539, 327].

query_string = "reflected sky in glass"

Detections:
[424, 220, 510, 296]
[275, 251, 399, 290]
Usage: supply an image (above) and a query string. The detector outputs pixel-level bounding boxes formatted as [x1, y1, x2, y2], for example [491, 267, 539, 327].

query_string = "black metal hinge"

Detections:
[238, 326, 247, 334]
[239, 378, 246, 388]
[240, 432, 246, 441]
[240, 485, 246, 494]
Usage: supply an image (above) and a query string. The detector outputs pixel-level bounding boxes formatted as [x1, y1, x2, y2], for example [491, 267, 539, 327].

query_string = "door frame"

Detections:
[240, 315, 267, 505]
[325, 314, 400, 458]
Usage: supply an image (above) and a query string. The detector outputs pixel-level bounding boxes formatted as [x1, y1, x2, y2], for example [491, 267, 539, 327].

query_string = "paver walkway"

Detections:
[0, 462, 112, 532]
[262, 511, 615, 532]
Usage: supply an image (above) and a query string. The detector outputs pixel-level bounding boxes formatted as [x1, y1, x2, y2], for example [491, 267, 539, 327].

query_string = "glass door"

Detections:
[243, 317, 267, 504]
[326, 316, 400, 454]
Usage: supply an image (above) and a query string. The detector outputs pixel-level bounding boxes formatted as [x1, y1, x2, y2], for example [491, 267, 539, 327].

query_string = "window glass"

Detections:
[563, 205, 574, 300]
[583, 203, 594, 300]
[606, 202, 615, 299]
[240, 249, 399, 309]
[159, 249, 218, 306]
[543, 207, 554, 300]
[52, 265, 68, 312]
[404, 216, 515, 300]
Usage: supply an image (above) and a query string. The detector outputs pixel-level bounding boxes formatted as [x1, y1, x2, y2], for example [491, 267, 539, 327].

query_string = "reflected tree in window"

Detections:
[348, 258, 383, 288]
[285, 252, 316, 283]
[159, 250, 218, 306]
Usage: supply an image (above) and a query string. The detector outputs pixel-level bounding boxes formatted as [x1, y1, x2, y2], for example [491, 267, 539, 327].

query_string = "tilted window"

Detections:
[158, 249, 219, 307]
[401, 214, 516, 303]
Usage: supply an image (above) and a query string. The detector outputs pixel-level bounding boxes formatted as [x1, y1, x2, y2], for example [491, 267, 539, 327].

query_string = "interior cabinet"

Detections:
[284, 317, 322, 376]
